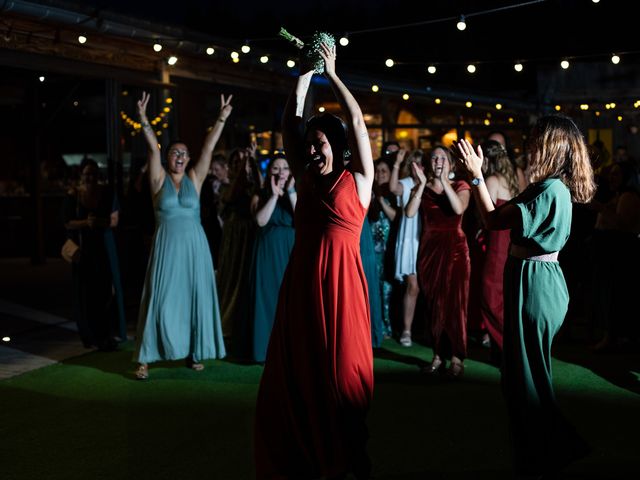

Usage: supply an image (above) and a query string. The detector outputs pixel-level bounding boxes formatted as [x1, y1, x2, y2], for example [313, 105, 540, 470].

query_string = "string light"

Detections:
[206, 47, 215, 55]
[339, 36, 349, 46]
[39, 76, 45, 82]
[402, 93, 410, 100]
[435, 98, 441, 104]
[2, 336, 10, 342]
[611, 54, 620, 64]
[456, 15, 467, 31]
[232, 57, 240, 63]
[467, 64, 476, 74]
[618, 116, 623, 121]
[153, 43, 162, 52]
[167, 56, 178, 65]
[318, 106, 326, 112]
[230, 51, 239, 60]
[508, 117, 514, 123]
[260, 55, 269, 63]
[580, 104, 589, 110]
[385, 58, 394, 67]
[495, 103, 502, 110]
[484, 119, 491, 126]
[555, 105, 561, 111]
[241, 44, 251, 54]
[286, 59, 295, 68]
[371, 85, 379, 92]
[514, 63, 523, 72]
[427, 65, 436, 74]
[77, 35, 87, 44]
[561, 60, 570, 69]
[465, 101, 473, 108]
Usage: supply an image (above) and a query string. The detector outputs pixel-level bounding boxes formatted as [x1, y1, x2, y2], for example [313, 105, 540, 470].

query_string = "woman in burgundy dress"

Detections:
[406, 146, 471, 377]
[479, 140, 520, 356]
[254, 43, 374, 480]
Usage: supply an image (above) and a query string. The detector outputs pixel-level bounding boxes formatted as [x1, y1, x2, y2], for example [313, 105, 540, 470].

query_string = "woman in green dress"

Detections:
[455, 115, 595, 478]
[133, 92, 231, 380]
[247, 157, 296, 362]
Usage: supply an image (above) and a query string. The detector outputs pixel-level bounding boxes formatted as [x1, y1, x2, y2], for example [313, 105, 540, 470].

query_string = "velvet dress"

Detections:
[417, 180, 471, 359]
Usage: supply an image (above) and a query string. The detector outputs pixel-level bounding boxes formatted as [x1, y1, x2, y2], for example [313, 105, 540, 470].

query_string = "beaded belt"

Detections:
[509, 244, 559, 262]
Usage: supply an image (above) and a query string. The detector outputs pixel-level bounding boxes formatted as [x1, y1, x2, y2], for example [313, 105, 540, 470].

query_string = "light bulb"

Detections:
[467, 64, 476, 74]
[168, 56, 178, 66]
[385, 58, 394, 68]
[561, 60, 570, 69]
[77, 35, 87, 44]
[514, 63, 523, 72]
[371, 85, 379, 93]
[287, 59, 295, 68]
[339, 36, 349, 46]
[241, 44, 251, 54]
[611, 54, 620, 64]
[260, 55, 269, 64]
[153, 43, 162, 52]
[206, 47, 215, 55]
[457, 15, 467, 31]
[427, 65, 436, 74]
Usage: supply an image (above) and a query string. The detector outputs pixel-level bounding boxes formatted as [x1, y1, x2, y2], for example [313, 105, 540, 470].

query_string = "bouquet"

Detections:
[279, 28, 335, 74]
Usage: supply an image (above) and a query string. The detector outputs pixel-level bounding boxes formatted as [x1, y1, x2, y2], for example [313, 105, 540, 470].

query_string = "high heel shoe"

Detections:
[421, 357, 444, 374]
[446, 361, 464, 378]
[399, 330, 412, 347]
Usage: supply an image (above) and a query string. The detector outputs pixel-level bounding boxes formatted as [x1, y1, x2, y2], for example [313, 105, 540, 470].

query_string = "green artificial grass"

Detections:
[1, 339, 638, 480]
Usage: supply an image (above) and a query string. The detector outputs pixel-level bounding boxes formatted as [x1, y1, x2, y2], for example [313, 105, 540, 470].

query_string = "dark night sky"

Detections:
[31, 0, 640, 97]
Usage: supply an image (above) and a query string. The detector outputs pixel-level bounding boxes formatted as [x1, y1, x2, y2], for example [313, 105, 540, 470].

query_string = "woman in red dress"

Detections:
[406, 147, 471, 377]
[254, 44, 374, 480]
[479, 140, 520, 355]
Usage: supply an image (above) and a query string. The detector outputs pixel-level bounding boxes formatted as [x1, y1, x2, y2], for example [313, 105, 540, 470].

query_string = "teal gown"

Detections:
[503, 178, 589, 476]
[249, 192, 295, 362]
[360, 216, 384, 348]
[134, 175, 226, 364]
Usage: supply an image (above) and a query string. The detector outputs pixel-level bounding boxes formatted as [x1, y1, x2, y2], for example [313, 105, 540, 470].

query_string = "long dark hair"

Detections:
[305, 113, 349, 164]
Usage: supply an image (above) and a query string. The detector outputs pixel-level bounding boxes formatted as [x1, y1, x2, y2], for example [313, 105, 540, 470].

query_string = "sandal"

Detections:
[446, 361, 464, 378]
[421, 357, 444, 374]
[399, 330, 412, 347]
[186, 357, 205, 371]
[135, 364, 149, 380]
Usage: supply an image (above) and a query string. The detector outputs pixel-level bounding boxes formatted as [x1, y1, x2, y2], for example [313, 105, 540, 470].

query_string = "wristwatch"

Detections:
[471, 177, 483, 186]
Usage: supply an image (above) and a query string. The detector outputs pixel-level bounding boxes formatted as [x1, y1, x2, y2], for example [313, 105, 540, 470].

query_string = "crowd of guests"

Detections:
[61, 125, 640, 362]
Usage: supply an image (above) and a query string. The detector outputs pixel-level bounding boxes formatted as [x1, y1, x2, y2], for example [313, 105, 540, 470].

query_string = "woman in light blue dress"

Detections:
[133, 92, 232, 379]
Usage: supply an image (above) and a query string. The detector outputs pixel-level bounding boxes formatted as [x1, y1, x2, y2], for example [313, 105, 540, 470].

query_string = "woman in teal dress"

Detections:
[247, 157, 296, 362]
[133, 92, 232, 379]
[455, 115, 595, 478]
[369, 158, 397, 337]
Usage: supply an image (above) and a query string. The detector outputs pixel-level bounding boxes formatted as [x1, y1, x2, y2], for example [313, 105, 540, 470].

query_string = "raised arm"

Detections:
[389, 149, 407, 196]
[405, 163, 427, 218]
[137, 92, 164, 195]
[454, 139, 520, 230]
[437, 159, 470, 216]
[282, 70, 314, 180]
[319, 43, 374, 207]
[192, 94, 233, 190]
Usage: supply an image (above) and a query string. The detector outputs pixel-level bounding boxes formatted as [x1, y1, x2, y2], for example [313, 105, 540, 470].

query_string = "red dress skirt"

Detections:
[480, 198, 510, 350]
[255, 169, 374, 479]
[417, 181, 471, 359]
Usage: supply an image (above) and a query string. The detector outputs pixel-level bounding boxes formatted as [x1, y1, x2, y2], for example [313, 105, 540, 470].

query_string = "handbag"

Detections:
[61, 238, 81, 263]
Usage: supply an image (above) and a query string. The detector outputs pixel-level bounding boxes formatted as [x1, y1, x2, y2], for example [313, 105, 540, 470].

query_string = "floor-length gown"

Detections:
[361, 215, 384, 348]
[134, 175, 225, 363]
[503, 179, 589, 476]
[255, 168, 374, 479]
[480, 198, 510, 350]
[249, 191, 295, 363]
[417, 180, 471, 359]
